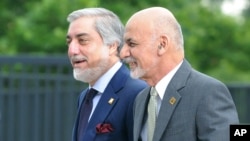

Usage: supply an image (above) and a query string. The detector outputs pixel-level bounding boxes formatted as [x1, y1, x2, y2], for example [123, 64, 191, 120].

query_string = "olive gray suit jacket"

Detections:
[133, 59, 239, 141]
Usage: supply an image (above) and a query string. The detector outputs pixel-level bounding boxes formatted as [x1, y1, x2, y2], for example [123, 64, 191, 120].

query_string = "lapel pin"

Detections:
[108, 98, 115, 105]
[169, 97, 176, 105]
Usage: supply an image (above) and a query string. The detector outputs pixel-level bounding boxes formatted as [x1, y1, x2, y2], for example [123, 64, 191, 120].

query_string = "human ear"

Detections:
[157, 35, 168, 55]
[108, 42, 118, 55]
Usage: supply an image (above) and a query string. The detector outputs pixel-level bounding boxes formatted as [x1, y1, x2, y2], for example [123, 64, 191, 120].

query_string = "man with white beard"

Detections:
[66, 8, 147, 141]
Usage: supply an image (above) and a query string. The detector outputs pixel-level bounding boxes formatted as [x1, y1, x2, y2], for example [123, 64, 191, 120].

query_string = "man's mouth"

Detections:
[122, 57, 137, 70]
[72, 58, 87, 67]
[128, 62, 137, 70]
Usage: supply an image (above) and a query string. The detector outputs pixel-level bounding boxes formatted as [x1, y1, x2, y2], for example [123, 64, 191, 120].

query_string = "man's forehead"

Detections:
[124, 21, 142, 35]
[124, 29, 145, 43]
[124, 22, 153, 36]
[123, 33, 133, 42]
[124, 27, 136, 40]
[67, 18, 98, 38]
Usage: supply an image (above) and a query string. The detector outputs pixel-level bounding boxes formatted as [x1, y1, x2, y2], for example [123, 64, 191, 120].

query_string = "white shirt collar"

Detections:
[155, 60, 183, 100]
[89, 61, 122, 93]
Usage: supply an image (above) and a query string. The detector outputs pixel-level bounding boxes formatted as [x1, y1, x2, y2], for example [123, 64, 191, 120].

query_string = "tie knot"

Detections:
[85, 88, 98, 102]
[150, 87, 158, 96]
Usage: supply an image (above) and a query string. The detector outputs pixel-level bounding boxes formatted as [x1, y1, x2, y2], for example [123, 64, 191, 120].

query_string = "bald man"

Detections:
[120, 7, 239, 141]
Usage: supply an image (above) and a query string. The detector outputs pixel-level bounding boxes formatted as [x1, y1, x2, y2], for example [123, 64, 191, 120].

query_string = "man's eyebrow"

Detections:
[76, 33, 88, 38]
[66, 35, 70, 39]
[66, 33, 88, 39]
[126, 38, 133, 42]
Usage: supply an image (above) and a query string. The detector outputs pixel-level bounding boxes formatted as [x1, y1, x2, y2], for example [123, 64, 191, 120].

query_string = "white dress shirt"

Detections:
[141, 60, 183, 141]
[88, 61, 122, 120]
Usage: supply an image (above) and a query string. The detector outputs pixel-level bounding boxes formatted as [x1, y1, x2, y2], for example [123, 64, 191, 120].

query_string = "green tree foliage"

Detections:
[0, 0, 99, 54]
[0, 0, 249, 82]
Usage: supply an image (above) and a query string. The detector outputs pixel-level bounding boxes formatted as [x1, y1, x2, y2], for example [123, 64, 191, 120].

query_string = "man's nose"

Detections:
[68, 41, 80, 55]
[120, 45, 130, 59]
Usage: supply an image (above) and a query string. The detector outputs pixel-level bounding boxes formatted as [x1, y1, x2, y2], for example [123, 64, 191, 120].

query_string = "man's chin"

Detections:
[131, 72, 141, 79]
[74, 74, 87, 83]
[73, 71, 91, 83]
[130, 68, 146, 79]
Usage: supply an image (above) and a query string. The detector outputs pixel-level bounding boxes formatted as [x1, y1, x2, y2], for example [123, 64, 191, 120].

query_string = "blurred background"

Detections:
[0, 0, 249, 141]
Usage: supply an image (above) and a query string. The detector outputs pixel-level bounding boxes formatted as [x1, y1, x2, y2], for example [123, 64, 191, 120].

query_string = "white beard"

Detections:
[73, 46, 109, 83]
[130, 66, 146, 79]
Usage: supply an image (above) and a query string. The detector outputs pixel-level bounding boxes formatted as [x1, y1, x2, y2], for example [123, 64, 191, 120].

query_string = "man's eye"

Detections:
[66, 39, 71, 45]
[79, 39, 89, 44]
[128, 42, 137, 47]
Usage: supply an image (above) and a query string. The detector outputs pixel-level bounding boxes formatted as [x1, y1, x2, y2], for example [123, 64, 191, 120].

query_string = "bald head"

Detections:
[120, 7, 184, 85]
[126, 7, 184, 50]
[128, 7, 175, 23]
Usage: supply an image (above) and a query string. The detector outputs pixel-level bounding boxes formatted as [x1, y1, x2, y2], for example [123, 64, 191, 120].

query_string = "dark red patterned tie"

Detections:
[77, 88, 98, 141]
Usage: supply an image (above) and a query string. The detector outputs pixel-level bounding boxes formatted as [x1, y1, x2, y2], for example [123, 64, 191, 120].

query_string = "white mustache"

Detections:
[122, 57, 136, 63]
[70, 55, 87, 62]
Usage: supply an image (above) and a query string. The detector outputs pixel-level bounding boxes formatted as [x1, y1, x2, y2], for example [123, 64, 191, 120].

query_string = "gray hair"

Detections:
[165, 19, 184, 50]
[67, 8, 124, 53]
[154, 8, 184, 51]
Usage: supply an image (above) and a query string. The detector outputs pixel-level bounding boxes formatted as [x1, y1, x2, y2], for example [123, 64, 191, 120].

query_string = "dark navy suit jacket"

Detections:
[72, 64, 147, 141]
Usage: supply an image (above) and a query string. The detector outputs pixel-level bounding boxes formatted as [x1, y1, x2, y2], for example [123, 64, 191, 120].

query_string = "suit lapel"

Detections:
[134, 87, 150, 140]
[72, 89, 88, 141]
[153, 59, 192, 140]
[154, 85, 181, 141]
[86, 64, 128, 134]
[87, 85, 118, 128]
